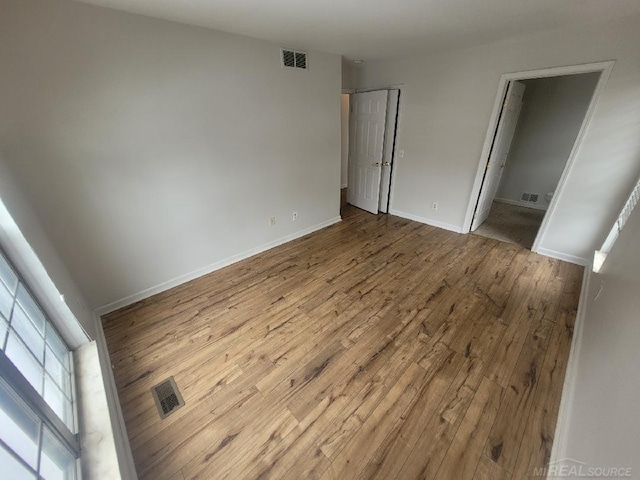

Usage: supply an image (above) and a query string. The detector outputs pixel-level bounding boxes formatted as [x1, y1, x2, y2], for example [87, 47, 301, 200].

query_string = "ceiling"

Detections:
[75, 0, 640, 60]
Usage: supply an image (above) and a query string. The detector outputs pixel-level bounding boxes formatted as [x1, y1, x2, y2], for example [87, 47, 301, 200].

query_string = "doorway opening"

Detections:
[466, 61, 614, 252]
[345, 89, 401, 215]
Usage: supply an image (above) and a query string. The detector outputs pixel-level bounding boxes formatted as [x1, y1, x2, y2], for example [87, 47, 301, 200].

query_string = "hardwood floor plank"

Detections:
[485, 308, 535, 388]
[102, 205, 583, 480]
[484, 317, 554, 473]
[316, 334, 425, 459]
[433, 377, 503, 480]
[473, 455, 511, 480]
[356, 348, 463, 480]
[510, 276, 580, 479]
[320, 361, 429, 479]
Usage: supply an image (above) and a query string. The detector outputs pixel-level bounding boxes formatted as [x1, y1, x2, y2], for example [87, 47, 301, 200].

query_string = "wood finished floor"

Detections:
[102, 205, 582, 480]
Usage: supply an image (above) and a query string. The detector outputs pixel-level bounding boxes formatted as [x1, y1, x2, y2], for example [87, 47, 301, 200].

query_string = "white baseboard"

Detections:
[388, 209, 464, 233]
[535, 247, 589, 266]
[494, 197, 549, 211]
[548, 266, 592, 471]
[95, 216, 342, 316]
[93, 314, 138, 479]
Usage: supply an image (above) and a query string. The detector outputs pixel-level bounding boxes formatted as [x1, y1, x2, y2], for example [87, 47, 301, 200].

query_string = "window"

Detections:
[0, 249, 79, 479]
[594, 176, 640, 272]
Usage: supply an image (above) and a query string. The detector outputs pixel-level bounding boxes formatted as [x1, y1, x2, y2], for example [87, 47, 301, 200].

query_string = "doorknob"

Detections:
[372, 162, 380, 167]
[382, 162, 391, 166]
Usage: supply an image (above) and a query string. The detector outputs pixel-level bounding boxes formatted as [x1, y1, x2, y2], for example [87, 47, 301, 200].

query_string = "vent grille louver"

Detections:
[294, 52, 307, 69]
[151, 377, 185, 419]
[282, 49, 295, 68]
[520, 192, 539, 203]
[281, 48, 308, 70]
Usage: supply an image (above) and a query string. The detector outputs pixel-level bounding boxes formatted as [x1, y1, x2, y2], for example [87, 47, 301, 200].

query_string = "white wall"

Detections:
[342, 58, 356, 90]
[0, 152, 136, 478]
[496, 73, 600, 209]
[355, 15, 640, 261]
[0, 0, 342, 311]
[340, 94, 350, 188]
[0, 154, 94, 344]
[556, 202, 640, 476]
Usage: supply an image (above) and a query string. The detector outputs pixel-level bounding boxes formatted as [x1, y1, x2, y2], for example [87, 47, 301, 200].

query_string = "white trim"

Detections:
[355, 83, 404, 93]
[463, 61, 616, 244]
[95, 216, 342, 315]
[535, 247, 589, 266]
[94, 314, 138, 479]
[389, 209, 463, 233]
[379, 89, 400, 213]
[494, 197, 548, 211]
[347, 85, 405, 214]
[463, 77, 512, 232]
[387, 88, 404, 213]
[341, 183, 348, 189]
[548, 266, 592, 473]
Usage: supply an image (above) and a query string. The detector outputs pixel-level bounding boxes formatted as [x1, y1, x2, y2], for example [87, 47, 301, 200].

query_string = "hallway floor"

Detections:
[473, 201, 546, 249]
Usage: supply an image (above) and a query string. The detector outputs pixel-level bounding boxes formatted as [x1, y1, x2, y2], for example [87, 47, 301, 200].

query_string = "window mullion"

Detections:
[0, 247, 79, 480]
[36, 421, 44, 478]
[2, 285, 17, 351]
[0, 351, 79, 454]
[0, 437, 39, 477]
[69, 351, 78, 436]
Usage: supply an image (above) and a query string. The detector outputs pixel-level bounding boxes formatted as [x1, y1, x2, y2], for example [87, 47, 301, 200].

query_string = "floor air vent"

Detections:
[281, 48, 308, 69]
[151, 377, 185, 419]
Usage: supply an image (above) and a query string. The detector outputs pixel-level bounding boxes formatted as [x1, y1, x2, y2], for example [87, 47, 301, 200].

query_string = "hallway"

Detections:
[473, 202, 545, 249]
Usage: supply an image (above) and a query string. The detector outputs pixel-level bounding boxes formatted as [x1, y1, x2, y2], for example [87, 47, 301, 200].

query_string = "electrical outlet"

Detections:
[292, 212, 298, 221]
[432, 202, 438, 210]
[398, 149, 405, 158]
[269, 216, 276, 226]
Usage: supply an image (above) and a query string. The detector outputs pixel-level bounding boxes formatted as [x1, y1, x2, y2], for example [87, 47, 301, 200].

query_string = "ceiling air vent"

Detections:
[281, 48, 308, 70]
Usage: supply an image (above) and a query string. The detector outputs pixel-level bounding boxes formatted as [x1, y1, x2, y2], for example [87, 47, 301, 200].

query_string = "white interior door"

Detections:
[471, 81, 526, 230]
[379, 90, 400, 213]
[348, 90, 388, 214]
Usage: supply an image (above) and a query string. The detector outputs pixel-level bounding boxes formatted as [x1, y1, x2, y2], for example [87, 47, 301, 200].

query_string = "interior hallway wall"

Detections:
[496, 73, 600, 210]
[354, 15, 640, 263]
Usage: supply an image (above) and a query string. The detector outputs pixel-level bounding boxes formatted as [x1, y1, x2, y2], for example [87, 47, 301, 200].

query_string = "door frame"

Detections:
[471, 80, 526, 231]
[352, 84, 404, 213]
[462, 60, 615, 253]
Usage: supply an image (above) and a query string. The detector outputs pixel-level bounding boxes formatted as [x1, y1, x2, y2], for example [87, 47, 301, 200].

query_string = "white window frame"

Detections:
[594, 176, 640, 272]
[0, 247, 80, 478]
